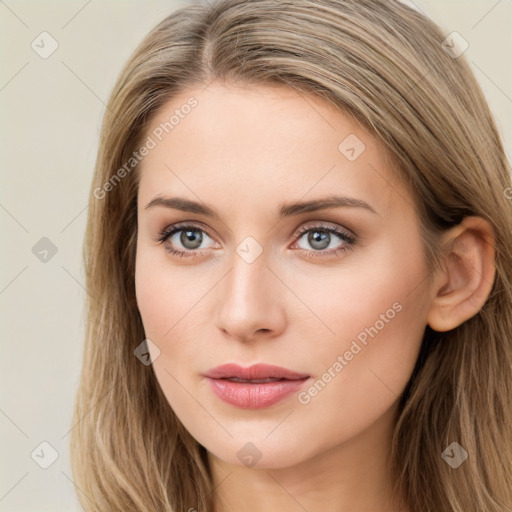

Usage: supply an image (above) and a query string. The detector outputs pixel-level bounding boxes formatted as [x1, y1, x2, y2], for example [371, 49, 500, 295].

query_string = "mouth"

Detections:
[202, 363, 310, 409]
[202, 362, 310, 381]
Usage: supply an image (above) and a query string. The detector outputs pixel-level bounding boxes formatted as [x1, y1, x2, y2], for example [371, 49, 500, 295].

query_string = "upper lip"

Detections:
[203, 363, 309, 380]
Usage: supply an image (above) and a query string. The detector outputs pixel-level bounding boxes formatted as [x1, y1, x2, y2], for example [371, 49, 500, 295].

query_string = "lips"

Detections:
[202, 363, 310, 409]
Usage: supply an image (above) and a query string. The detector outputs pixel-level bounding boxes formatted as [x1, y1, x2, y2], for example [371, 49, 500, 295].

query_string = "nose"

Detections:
[215, 250, 286, 343]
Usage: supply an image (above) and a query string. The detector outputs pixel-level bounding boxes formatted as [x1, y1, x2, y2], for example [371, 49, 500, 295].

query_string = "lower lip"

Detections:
[205, 377, 310, 409]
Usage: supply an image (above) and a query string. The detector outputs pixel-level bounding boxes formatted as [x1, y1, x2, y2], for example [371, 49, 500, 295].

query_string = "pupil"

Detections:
[309, 230, 329, 250]
[181, 229, 202, 249]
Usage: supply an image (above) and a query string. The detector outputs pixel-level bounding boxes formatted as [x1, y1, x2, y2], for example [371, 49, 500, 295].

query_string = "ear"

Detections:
[426, 216, 496, 332]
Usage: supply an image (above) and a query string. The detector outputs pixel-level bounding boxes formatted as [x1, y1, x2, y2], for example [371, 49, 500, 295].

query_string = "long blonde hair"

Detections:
[70, 1, 512, 510]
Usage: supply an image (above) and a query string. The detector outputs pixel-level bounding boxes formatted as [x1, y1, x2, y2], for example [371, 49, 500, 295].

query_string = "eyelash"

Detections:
[155, 222, 356, 260]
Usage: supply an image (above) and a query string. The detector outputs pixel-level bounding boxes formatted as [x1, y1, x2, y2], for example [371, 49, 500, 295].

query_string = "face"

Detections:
[135, 81, 434, 469]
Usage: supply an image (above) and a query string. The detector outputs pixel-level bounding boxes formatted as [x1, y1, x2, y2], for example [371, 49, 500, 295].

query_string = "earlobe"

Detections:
[426, 216, 496, 332]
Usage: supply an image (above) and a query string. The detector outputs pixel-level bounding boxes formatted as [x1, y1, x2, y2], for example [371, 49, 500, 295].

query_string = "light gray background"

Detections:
[1, 1, 511, 510]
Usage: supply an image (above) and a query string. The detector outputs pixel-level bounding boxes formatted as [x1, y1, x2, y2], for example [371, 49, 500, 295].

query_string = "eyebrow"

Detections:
[145, 194, 377, 217]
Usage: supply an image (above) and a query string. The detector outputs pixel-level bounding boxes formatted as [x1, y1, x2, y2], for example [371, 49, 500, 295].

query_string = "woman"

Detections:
[70, 0, 512, 510]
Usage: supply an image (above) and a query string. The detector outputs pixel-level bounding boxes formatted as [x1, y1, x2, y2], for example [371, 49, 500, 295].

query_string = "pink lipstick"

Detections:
[203, 363, 310, 409]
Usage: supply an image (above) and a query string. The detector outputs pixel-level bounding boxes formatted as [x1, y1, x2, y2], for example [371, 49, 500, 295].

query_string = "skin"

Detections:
[134, 81, 496, 512]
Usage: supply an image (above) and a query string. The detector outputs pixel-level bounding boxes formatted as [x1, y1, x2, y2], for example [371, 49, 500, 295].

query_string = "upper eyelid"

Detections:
[159, 221, 353, 244]
[295, 222, 354, 237]
[161, 222, 215, 240]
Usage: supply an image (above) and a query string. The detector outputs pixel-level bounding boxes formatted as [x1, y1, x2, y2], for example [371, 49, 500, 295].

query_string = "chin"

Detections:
[202, 432, 321, 470]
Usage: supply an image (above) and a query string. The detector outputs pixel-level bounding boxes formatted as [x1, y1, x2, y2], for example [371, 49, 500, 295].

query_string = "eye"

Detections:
[291, 223, 356, 259]
[155, 223, 215, 258]
[155, 222, 357, 259]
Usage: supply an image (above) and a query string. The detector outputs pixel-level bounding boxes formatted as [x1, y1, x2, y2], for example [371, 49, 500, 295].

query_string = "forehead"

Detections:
[137, 82, 406, 218]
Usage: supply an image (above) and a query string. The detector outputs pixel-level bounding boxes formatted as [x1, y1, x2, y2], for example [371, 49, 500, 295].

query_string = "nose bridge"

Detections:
[215, 238, 285, 340]
[224, 242, 271, 312]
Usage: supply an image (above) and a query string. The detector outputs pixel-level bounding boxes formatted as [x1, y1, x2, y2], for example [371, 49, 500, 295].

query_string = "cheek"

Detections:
[135, 244, 194, 339]
[134, 244, 213, 368]
[135, 251, 169, 339]
[294, 233, 429, 422]
[286, 225, 428, 344]
[134, 248, 198, 407]
[289, 303, 425, 449]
